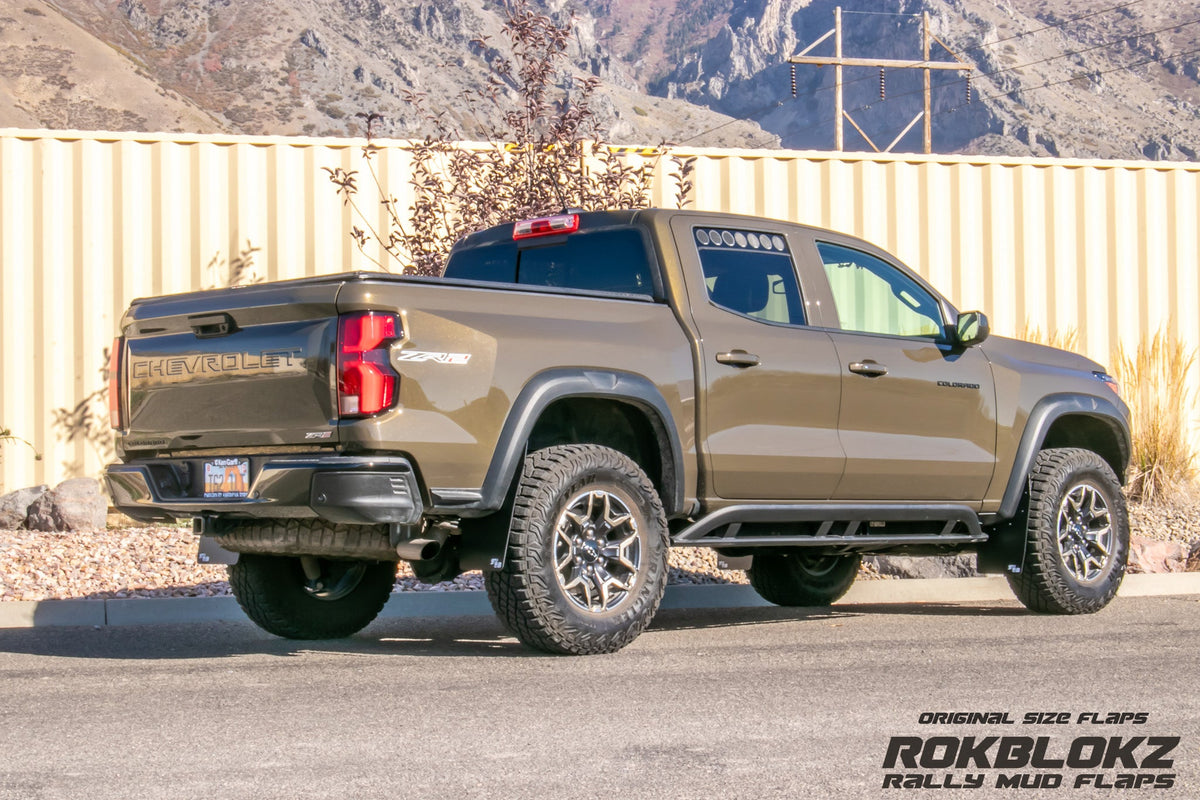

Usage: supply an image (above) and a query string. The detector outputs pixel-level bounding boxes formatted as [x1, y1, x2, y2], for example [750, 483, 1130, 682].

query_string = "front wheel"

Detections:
[748, 551, 861, 606]
[229, 554, 397, 639]
[485, 444, 669, 655]
[1006, 448, 1129, 614]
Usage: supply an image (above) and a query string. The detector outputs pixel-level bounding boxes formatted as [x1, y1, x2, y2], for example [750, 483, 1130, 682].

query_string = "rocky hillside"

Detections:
[638, 0, 1200, 159]
[0, 0, 1196, 160]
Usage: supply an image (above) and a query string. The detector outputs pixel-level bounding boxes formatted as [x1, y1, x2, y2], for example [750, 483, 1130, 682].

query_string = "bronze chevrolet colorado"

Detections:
[105, 209, 1131, 654]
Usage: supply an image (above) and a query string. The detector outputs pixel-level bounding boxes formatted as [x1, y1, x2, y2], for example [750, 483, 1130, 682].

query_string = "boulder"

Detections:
[1126, 536, 1187, 574]
[864, 554, 978, 580]
[1186, 541, 1200, 573]
[0, 484, 48, 529]
[24, 478, 109, 532]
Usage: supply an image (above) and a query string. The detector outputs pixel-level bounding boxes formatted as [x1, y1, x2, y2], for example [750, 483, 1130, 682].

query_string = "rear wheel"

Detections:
[748, 551, 861, 606]
[485, 444, 668, 655]
[1006, 448, 1128, 614]
[229, 553, 397, 639]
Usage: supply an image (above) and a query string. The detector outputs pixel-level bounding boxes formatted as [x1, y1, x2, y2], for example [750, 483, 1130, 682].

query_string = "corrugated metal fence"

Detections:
[2, 128, 1198, 491]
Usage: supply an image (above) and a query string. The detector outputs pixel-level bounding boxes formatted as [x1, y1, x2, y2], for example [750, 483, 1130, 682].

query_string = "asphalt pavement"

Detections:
[0, 593, 1197, 800]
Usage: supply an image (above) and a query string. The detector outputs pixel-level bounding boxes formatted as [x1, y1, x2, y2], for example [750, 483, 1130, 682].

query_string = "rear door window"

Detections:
[694, 227, 806, 325]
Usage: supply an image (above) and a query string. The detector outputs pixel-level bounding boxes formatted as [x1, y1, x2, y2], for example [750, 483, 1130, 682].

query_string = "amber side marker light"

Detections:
[1094, 371, 1121, 397]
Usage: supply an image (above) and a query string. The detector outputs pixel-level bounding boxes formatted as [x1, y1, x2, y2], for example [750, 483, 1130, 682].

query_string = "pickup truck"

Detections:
[105, 209, 1131, 654]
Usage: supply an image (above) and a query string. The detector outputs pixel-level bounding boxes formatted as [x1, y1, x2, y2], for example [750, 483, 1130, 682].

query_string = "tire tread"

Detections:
[748, 552, 860, 606]
[485, 445, 668, 655]
[228, 531, 396, 640]
[1006, 447, 1128, 615]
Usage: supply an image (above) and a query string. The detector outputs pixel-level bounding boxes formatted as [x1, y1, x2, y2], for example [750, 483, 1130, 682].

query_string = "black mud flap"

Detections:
[716, 553, 753, 571]
[458, 450, 524, 572]
[457, 511, 513, 572]
[197, 535, 240, 565]
[976, 495, 1029, 575]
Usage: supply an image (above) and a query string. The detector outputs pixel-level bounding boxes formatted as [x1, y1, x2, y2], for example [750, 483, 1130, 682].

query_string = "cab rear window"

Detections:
[444, 229, 657, 297]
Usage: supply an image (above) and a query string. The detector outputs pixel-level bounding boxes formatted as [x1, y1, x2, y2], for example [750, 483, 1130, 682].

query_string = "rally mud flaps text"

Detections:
[882, 712, 1180, 790]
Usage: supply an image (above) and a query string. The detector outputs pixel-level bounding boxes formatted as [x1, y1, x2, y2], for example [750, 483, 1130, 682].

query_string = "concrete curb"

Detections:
[1, 573, 1198, 630]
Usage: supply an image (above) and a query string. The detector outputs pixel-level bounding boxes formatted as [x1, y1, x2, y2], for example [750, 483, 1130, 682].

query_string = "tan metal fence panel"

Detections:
[2, 128, 1199, 492]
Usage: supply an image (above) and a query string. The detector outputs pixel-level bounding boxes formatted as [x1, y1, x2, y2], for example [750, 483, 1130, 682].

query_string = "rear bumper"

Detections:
[106, 455, 424, 525]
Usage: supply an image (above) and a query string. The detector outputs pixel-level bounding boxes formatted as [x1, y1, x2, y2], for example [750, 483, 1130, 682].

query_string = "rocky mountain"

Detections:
[636, 0, 1200, 159]
[0, 0, 1196, 160]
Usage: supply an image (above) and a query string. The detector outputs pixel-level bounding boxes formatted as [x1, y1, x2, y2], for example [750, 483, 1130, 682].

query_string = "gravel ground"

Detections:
[0, 523, 756, 601]
[0, 496, 1195, 602]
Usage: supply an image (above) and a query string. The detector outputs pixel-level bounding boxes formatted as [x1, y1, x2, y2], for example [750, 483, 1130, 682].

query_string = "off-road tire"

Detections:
[748, 551, 861, 606]
[484, 445, 669, 655]
[1006, 448, 1129, 615]
[229, 553, 397, 639]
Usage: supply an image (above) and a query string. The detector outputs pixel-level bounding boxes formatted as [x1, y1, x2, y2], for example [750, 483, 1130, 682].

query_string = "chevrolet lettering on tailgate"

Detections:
[131, 349, 303, 381]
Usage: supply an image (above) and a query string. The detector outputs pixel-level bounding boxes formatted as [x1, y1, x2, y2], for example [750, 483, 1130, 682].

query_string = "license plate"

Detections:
[203, 458, 250, 498]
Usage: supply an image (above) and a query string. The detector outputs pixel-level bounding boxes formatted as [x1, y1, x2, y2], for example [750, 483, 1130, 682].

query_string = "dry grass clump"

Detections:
[1113, 331, 1197, 504]
[1017, 322, 1198, 505]
[1016, 322, 1079, 353]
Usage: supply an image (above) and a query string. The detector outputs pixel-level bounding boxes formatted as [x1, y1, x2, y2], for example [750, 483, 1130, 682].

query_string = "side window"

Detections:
[816, 242, 944, 338]
[695, 227, 806, 325]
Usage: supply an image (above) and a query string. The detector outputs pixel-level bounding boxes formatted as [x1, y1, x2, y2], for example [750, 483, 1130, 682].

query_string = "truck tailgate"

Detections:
[119, 279, 343, 452]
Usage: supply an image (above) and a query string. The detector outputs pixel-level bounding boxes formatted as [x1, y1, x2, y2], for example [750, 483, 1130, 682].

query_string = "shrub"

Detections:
[1017, 322, 1198, 504]
[0, 427, 41, 462]
[1112, 331, 1198, 504]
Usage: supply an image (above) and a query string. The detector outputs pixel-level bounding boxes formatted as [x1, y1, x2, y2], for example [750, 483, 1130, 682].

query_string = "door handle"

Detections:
[716, 350, 761, 368]
[848, 360, 888, 377]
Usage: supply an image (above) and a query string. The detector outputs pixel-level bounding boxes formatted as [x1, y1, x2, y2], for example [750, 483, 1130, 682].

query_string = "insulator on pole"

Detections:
[879, 68, 885, 100]
[965, 71, 972, 104]
[790, 64, 797, 98]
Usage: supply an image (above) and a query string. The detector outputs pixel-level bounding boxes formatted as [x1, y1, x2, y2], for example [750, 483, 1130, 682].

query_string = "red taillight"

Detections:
[513, 213, 579, 240]
[337, 312, 400, 417]
[108, 337, 123, 429]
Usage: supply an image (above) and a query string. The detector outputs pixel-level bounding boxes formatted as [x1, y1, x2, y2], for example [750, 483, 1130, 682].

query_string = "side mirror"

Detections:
[955, 311, 990, 347]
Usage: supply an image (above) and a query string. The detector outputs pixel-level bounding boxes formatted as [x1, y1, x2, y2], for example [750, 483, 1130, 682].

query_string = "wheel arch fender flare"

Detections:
[478, 368, 687, 516]
[998, 393, 1131, 520]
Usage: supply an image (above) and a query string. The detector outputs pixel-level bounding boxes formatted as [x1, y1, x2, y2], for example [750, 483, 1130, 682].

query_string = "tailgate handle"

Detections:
[189, 313, 238, 338]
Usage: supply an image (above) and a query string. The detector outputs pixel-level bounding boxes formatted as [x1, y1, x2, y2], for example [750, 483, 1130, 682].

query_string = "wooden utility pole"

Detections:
[788, 7, 971, 153]
[834, 6, 843, 152]
[923, 11, 932, 153]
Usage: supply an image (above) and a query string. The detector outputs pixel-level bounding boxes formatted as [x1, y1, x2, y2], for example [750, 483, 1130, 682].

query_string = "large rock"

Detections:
[1188, 542, 1200, 573]
[863, 554, 978, 580]
[24, 478, 109, 532]
[1127, 536, 1188, 574]
[0, 485, 48, 529]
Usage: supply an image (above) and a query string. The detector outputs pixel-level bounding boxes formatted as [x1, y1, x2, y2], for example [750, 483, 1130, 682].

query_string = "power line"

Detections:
[673, 99, 787, 145]
[841, 10, 919, 17]
[792, 16, 1200, 136]
[947, 43, 1200, 115]
[961, 0, 1146, 54]
[971, 16, 1200, 84]
[746, 41, 1200, 150]
[671, 2, 1177, 148]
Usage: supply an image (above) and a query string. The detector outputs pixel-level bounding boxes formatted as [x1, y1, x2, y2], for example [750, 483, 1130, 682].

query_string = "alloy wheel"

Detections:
[553, 489, 642, 613]
[1055, 482, 1114, 584]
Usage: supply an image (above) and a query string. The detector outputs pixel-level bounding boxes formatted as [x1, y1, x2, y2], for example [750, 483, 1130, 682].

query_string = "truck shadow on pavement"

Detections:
[0, 601, 1028, 662]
